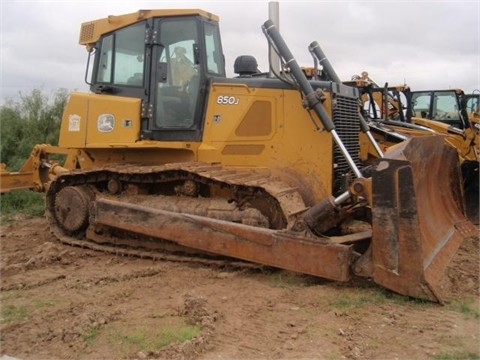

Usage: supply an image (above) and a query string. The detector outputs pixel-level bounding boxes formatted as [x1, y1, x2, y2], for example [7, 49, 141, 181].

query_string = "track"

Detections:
[45, 162, 310, 267]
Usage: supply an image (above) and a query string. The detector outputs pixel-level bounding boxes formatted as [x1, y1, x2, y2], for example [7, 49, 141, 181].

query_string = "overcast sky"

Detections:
[1, 0, 478, 105]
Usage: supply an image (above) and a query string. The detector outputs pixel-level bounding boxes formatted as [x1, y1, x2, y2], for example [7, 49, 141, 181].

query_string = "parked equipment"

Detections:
[343, 71, 479, 222]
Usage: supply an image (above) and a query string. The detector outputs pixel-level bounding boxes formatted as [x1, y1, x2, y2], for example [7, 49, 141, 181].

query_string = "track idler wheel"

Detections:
[54, 186, 93, 233]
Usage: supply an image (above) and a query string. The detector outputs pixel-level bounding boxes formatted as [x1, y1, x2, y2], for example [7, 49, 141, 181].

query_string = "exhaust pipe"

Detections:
[268, 2, 280, 78]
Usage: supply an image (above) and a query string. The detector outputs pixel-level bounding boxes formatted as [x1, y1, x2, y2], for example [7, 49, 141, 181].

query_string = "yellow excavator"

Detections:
[0, 9, 476, 302]
[409, 89, 479, 222]
[342, 71, 479, 222]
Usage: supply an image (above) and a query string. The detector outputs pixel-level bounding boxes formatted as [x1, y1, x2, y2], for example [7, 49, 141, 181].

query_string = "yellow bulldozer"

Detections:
[0, 9, 477, 302]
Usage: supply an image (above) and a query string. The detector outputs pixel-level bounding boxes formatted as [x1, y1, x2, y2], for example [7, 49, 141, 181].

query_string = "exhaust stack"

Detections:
[268, 2, 280, 78]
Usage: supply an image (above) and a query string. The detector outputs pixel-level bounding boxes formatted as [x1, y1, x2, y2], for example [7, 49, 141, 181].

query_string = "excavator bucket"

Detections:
[370, 136, 478, 302]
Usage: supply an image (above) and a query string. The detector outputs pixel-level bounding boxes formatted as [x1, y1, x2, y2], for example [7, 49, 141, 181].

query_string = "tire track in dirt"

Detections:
[196, 277, 328, 360]
[335, 303, 479, 360]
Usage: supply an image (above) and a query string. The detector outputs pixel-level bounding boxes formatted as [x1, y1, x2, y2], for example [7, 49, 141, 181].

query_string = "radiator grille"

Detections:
[332, 95, 361, 195]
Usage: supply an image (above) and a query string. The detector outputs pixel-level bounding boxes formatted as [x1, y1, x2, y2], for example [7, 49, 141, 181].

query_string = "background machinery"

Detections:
[0, 9, 476, 302]
[342, 71, 479, 222]
[408, 89, 479, 222]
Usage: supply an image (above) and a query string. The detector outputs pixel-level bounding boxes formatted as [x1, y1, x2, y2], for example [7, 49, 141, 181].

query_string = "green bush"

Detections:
[0, 190, 45, 217]
[1, 88, 69, 171]
[0, 88, 67, 221]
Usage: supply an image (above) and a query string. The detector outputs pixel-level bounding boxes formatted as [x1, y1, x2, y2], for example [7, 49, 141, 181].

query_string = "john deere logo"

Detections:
[98, 114, 115, 132]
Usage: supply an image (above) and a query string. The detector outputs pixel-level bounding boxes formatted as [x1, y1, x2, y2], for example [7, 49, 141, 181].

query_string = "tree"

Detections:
[0, 88, 69, 170]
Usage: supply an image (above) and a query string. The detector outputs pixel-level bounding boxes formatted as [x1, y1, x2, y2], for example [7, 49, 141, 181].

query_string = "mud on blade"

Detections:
[369, 136, 478, 302]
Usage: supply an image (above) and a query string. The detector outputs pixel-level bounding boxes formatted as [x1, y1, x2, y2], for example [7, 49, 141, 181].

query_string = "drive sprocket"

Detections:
[54, 186, 92, 233]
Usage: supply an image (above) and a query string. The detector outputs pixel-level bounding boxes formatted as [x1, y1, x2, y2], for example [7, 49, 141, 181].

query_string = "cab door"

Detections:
[146, 16, 226, 142]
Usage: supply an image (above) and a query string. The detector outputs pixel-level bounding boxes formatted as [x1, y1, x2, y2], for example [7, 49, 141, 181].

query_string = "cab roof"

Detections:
[79, 9, 219, 49]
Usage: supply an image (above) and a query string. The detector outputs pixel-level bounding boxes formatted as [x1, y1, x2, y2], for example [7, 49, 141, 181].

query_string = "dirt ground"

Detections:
[0, 216, 479, 360]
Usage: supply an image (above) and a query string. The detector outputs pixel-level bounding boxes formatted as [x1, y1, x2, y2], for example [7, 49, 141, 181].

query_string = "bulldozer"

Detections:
[0, 9, 477, 303]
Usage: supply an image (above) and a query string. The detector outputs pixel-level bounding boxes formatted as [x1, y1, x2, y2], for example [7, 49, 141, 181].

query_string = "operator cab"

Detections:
[410, 90, 469, 130]
[87, 11, 226, 141]
[465, 94, 480, 119]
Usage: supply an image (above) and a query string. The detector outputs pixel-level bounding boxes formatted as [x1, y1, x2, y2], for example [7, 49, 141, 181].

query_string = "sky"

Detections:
[0, 0, 479, 105]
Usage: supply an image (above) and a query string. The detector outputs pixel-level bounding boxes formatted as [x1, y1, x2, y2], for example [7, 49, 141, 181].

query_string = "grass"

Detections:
[110, 319, 201, 355]
[0, 304, 29, 324]
[325, 286, 396, 310]
[264, 271, 439, 311]
[448, 299, 480, 320]
[0, 190, 45, 222]
[84, 326, 100, 345]
[459, 303, 480, 319]
[34, 299, 57, 309]
[434, 351, 480, 360]
[326, 287, 435, 311]
[1, 298, 60, 325]
[266, 271, 317, 288]
[327, 292, 382, 310]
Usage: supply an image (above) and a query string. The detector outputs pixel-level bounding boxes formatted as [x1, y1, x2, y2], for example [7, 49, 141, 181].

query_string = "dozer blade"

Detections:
[90, 197, 357, 282]
[371, 136, 478, 302]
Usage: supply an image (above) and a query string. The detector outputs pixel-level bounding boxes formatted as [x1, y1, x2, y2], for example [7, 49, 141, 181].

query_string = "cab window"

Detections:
[432, 92, 460, 121]
[204, 22, 224, 75]
[466, 96, 479, 117]
[411, 92, 431, 119]
[95, 22, 146, 86]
